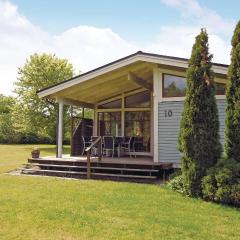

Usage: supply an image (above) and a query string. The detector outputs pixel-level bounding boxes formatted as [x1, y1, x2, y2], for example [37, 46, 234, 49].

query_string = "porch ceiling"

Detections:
[50, 61, 153, 105]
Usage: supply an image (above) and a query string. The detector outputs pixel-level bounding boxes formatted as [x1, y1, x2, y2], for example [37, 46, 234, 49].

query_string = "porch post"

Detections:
[93, 105, 98, 136]
[150, 93, 154, 156]
[121, 93, 125, 136]
[153, 67, 160, 162]
[57, 98, 64, 158]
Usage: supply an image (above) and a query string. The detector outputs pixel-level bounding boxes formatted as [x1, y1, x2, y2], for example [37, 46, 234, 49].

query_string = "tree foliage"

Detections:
[202, 158, 240, 207]
[13, 53, 74, 141]
[178, 29, 222, 197]
[225, 21, 240, 162]
[0, 94, 16, 143]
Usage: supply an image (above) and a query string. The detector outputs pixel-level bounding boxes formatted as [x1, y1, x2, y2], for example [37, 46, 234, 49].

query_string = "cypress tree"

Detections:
[225, 21, 240, 162]
[178, 29, 222, 197]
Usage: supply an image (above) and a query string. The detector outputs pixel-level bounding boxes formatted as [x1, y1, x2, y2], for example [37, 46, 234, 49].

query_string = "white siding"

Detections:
[158, 99, 225, 167]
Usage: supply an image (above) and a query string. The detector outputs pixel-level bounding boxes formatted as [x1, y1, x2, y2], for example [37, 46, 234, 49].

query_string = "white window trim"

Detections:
[160, 72, 226, 102]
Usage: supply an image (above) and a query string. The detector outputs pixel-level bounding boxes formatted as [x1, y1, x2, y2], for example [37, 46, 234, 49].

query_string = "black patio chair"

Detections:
[134, 136, 144, 152]
[114, 136, 124, 157]
[103, 136, 115, 157]
[121, 136, 136, 158]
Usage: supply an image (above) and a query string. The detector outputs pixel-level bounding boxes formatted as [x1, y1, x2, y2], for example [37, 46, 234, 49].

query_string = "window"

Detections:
[125, 111, 151, 152]
[98, 99, 121, 109]
[163, 74, 186, 97]
[98, 112, 121, 136]
[125, 91, 150, 108]
[216, 82, 226, 95]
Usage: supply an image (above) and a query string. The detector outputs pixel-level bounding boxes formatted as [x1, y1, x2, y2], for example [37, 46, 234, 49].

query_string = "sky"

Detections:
[0, 0, 239, 95]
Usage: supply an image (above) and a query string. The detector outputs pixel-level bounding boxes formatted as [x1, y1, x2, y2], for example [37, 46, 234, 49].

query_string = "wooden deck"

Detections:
[31, 154, 169, 166]
[21, 155, 173, 183]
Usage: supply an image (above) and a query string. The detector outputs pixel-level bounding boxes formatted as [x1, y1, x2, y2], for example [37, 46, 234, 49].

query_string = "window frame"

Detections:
[124, 90, 151, 108]
[162, 73, 187, 98]
[215, 82, 226, 96]
[161, 73, 227, 101]
[98, 98, 122, 109]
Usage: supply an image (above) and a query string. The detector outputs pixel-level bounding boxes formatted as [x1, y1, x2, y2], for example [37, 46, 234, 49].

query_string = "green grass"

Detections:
[0, 145, 239, 240]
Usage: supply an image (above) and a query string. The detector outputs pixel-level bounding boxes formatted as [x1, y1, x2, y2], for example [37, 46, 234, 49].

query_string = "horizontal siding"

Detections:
[218, 99, 225, 145]
[158, 99, 225, 165]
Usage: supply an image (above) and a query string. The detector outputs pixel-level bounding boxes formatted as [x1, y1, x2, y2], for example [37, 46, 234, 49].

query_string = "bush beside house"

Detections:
[170, 22, 240, 207]
[202, 159, 240, 207]
[201, 21, 240, 206]
[224, 21, 240, 162]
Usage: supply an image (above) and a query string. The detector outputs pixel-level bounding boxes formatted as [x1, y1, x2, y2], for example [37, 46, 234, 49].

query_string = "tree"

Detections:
[225, 21, 240, 162]
[13, 53, 74, 142]
[178, 29, 222, 197]
[0, 94, 16, 143]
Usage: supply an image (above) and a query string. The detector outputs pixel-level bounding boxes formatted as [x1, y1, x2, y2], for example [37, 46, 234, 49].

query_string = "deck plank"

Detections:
[28, 155, 173, 168]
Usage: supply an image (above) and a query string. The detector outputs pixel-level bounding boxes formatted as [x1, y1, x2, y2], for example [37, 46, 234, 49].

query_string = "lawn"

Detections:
[0, 145, 239, 240]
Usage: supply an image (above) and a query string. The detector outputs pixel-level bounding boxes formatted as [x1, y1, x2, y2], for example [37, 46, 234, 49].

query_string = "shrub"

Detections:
[169, 169, 182, 179]
[202, 158, 240, 207]
[16, 133, 55, 144]
[167, 173, 189, 195]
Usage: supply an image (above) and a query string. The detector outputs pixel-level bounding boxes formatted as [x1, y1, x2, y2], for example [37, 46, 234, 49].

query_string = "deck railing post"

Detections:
[87, 150, 91, 179]
[85, 136, 101, 179]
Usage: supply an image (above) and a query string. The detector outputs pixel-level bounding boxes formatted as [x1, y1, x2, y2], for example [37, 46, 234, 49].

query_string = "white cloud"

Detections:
[144, 26, 198, 58]
[0, 1, 52, 95]
[53, 26, 137, 73]
[143, 26, 231, 64]
[161, 0, 235, 35]
[0, 0, 233, 95]
[0, 1, 137, 95]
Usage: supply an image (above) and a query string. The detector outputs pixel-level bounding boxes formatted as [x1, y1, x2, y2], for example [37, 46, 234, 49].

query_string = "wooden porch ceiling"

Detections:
[51, 62, 153, 105]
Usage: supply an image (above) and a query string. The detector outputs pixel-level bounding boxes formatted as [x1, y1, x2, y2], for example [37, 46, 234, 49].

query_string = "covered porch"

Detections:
[40, 57, 161, 163]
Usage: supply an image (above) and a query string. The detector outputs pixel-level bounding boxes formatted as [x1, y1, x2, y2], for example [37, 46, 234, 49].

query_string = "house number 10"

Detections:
[164, 110, 173, 118]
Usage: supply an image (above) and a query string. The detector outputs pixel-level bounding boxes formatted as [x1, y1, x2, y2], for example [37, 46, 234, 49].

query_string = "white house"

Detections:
[37, 51, 228, 168]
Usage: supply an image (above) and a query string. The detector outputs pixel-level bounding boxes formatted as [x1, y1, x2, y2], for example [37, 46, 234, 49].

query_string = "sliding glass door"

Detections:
[98, 112, 121, 136]
[96, 90, 152, 154]
[125, 111, 150, 152]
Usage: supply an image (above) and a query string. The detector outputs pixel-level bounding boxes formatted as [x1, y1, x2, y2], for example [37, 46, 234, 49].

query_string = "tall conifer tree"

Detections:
[225, 21, 240, 162]
[178, 29, 222, 197]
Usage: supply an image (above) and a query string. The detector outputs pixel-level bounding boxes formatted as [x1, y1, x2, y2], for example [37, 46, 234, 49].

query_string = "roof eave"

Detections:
[37, 51, 228, 99]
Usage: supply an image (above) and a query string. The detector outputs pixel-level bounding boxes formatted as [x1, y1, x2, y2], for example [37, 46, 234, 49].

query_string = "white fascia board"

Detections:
[141, 55, 228, 75]
[212, 65, 228, 75]
[140, 55, 188, 68]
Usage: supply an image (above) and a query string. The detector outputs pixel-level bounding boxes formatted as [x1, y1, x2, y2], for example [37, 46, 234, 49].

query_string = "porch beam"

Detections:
[62, 98, 94, 109]
[96, 107, 151, 113]
[128, 72, 153, 91]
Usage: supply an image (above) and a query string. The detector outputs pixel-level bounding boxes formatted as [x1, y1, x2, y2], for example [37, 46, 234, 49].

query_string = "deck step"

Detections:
[20, 168, 157, 179]
[21, 168, 86, 175]
[25, 163, 159, 173]
[91, 172, 156, 179]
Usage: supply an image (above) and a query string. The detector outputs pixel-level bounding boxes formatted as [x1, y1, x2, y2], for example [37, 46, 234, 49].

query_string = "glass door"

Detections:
[125, 111, 150, 152]
[98, 112, 121, 136]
